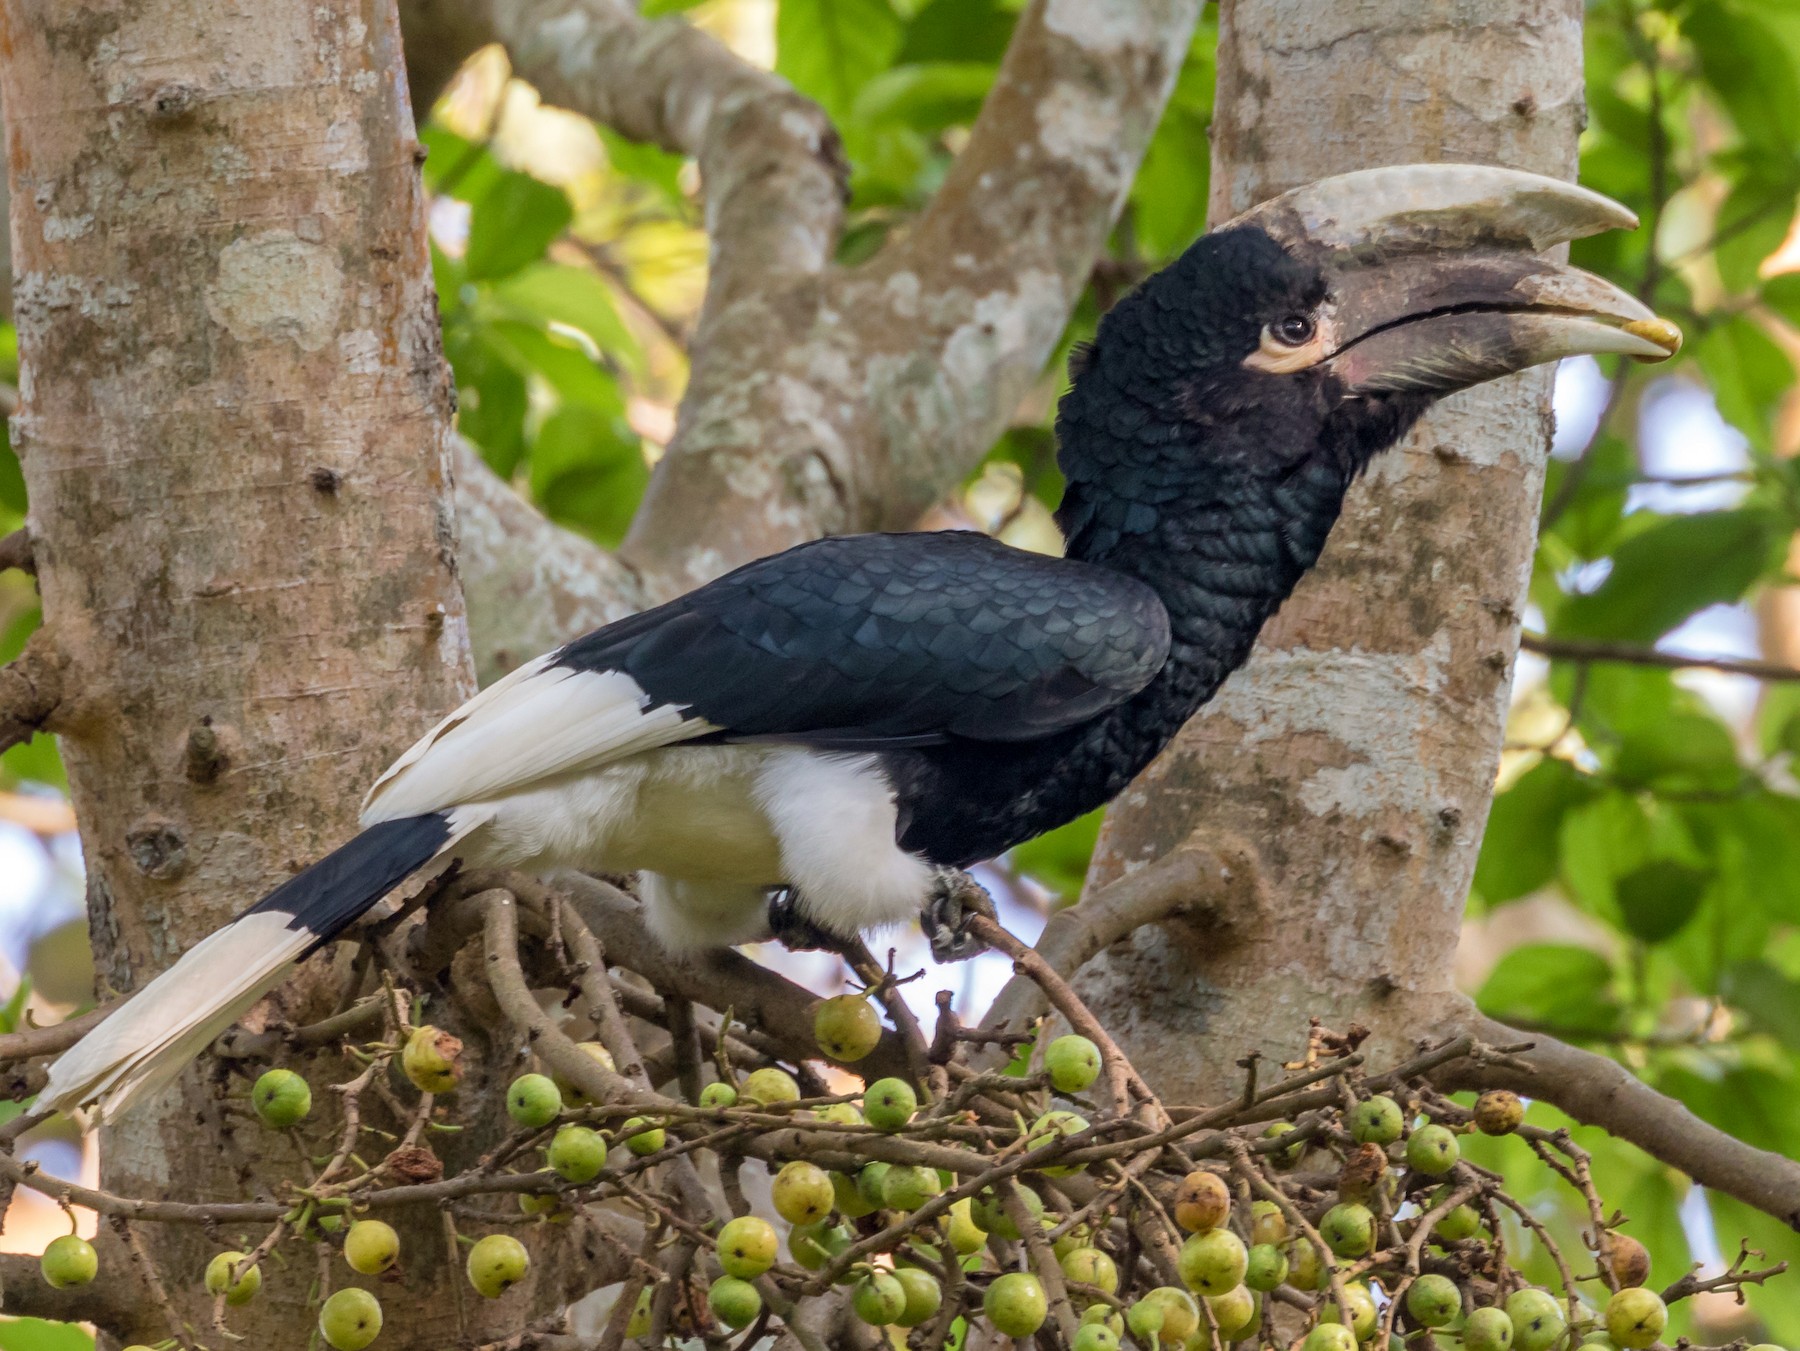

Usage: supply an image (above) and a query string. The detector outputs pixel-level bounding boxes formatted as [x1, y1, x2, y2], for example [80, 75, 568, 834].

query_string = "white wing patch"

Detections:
[361, 656, 713, 825]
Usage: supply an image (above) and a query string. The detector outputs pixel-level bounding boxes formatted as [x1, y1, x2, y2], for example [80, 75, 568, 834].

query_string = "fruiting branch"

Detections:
[0, 627, 62, 756]
[1436, 1010, 1800, 1231]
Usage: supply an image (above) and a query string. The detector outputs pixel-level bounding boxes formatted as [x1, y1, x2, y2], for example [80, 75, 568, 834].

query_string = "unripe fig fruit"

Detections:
[519, 1192, 562, 1217]
[1179, 1227, 1248, 1294]
[1245, 1243, 1288, 1292]
[1074, 1323, 1122, 1351]
[1174, 1169, 1232, 1232]
[1209, 1284, 1259, 1339]
[41, 1235, 97, 1289]
[1263, 1120, 1304, 1167]
[1054, 1223, 1093, 1260]
[893, 1266, 942, 1327]
[204, 1250, 261, 1305]
[344, 1219, 400, 1275]
[1350, 1094, 1405, 1145]
[1305, 1325, 1359, 1351]
[788, 1221, 851, 1271]
[1142, 1287, 1200, 1342]
[853, 1270, 907, 1326]
[857, 1161, 892, 1208]
[814, 994, 883, 1061]
[1321, 1281, 1377, 1339]
[863, 1077, 918, 1132]
[547, 1124, 608, 1183]
[552, 1041, 615, 1107]
[1126, 1297, 1166, 1341]
[401, 1025, 463, 1094]
[1506, 1288, 1567, 1351]
[1026, 1109, 1090, 1175]
[626, 1286, 653, 1337]
[620, 1117, 665, 1156]
[318, 1287, 383, 1351]
[1608, 1234, 1651, 1289]
[1605, 1288, 1667, 1349]
[1466, 1306, 1515, 1351]
[1250, 1199, 1288, 1246]
[772, 1160, 835, 1225]
[1408, 1273, 1462, 1327]
[505, 1073, 562, 1128]
[466, 1233, 529, 1297]
[252, 1068, 312, 1127]
[882, 1163, 942, 1211]
[1407, 1124, 1460, 1175]
[717, 1216, 778, 1279]
[833, 1169, 876, 1219]
[709, 1275, 762, 1329]
[1286, 1238, 1324, 1291]
[1045, 1033, 1102, 1093]
[1082, 1303, 1125, 1332]
[699, 1081, 738, 1109]
[985, 1272, 1048, 1338]
[819, 1100, 863, 1125]
[740, 1067, 800, 1106]
[1060, 1246, 1119, 1294]
[1320, 1202, 1376, 1258]
[1474, 1090, 1524, 1136]
[1434, 1198, 1483, 1243]
[973, 1184, 1042, 1240]
[946, 1196, 987, 1254]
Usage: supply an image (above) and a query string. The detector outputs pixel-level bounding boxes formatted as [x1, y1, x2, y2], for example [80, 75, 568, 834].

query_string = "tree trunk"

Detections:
[1076, 0, 1587, 1103]
[1, 0, 479, 1340]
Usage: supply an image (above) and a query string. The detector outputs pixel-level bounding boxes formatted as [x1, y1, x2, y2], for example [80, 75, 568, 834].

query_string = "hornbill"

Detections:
[44, 164, 1679, 1119]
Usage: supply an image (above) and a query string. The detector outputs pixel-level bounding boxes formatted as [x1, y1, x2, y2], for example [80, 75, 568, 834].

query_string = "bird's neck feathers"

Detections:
[1052, 322, 1431, 717]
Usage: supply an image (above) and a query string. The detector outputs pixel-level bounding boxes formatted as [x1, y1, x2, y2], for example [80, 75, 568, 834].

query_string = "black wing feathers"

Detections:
[554, 532, 1170, 749]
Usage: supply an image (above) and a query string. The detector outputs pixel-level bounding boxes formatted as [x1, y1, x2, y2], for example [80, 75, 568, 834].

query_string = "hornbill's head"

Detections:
[1059, 164, 1678, 499]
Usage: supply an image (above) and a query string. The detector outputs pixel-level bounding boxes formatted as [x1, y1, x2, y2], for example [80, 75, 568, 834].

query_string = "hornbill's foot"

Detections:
[767, 888, 846, 954]
[924, 867, 995, 963]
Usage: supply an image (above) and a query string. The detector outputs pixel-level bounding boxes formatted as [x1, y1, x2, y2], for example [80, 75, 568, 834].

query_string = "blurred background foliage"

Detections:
[3, 0, 1800, 1344]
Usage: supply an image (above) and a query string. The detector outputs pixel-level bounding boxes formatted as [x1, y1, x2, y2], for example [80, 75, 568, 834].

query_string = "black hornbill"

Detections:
[45, 164, 1679, 1118]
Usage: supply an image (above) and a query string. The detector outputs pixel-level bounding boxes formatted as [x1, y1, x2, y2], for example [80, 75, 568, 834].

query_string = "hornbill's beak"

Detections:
[1228, 164, 1681, 393]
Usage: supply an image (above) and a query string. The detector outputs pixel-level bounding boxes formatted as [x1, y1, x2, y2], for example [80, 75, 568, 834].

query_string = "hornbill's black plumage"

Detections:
[45, 165, 1679, 1118]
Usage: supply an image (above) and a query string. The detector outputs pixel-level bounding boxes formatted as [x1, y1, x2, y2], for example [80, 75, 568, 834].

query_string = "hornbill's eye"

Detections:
[1270, 314, 1316, 347]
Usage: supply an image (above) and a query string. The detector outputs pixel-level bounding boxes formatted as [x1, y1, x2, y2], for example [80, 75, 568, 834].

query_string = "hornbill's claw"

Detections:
[767, 888, 843, 953]
[924, 868, 995, 963]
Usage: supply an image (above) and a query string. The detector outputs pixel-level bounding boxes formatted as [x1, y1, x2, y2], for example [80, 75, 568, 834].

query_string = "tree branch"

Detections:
[0, 628, 62, 755]
[979, 842, 1263, 1050]
[451, 438, 644, 681]
[1521, 633, 1800, 684]
[0, 1249, 136, 1330]
[1435, 1008, 1800, 1231]
[0, 527, 33, 576]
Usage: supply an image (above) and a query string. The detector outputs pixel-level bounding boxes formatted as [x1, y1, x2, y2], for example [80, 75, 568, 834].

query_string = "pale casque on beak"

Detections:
[1227, 163, 1681, 395]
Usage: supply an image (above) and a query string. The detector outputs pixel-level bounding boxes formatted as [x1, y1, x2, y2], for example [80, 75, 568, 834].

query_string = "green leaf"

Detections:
[445, 329, 529, 479]
[1476, 944, 1623, 1035]
[1720, 959, 1800, 1050]
[1473, 759, 1599, 905]
[897, 0, 1016, 64]
[0, 1319, 94, 1351]
[0, 424, 23, 514]
[1613, 859, 1709, 942]
[528, 404, 648, 549]
[852, 62, 995, 133]
[480, 321, 620, 409]
[1009, 809, 1102, 902]
[464, 170, 573, 282]
[1694, 315, 1795, 448]
[1684, 1, 1800, 157]
[491, 265, 643, 375]
[1714, 170, 1799, 294]
[1550, 508, 1781, 642]
[776, 0, 904, 125]
[1130, 23, 1215, 259]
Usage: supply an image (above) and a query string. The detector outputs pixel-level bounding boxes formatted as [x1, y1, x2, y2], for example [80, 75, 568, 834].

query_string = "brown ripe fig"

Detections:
[1173, 1169, 1231, 1232]
[1337, 1141, 1389, 1201]
[1607, 1233, 1650, 1289]
[1474, 1089, 1524, 1135]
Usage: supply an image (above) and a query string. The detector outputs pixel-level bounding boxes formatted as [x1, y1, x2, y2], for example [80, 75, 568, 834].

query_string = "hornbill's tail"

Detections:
[41, 810, 483, 1122]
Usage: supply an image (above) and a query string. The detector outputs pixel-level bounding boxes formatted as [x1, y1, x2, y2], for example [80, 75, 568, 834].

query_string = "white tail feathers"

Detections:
[41, 809, 484, 1122]
[40, 912, 316, 1122]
